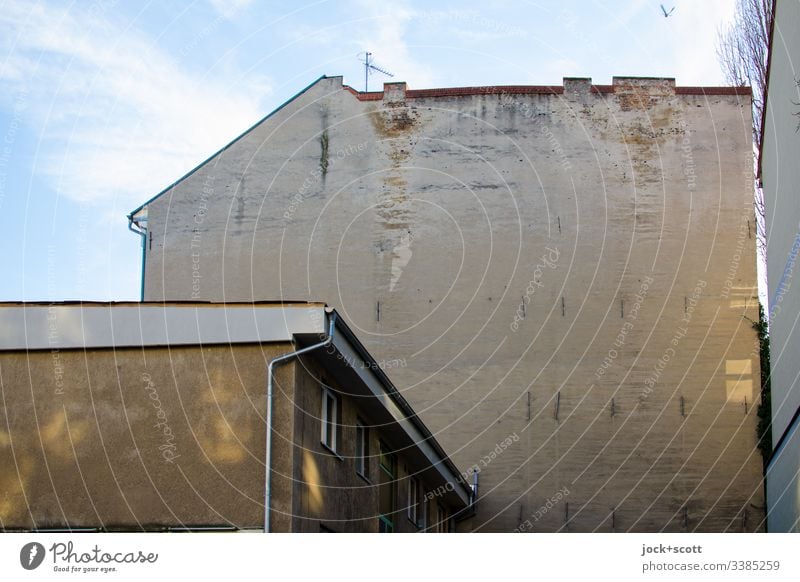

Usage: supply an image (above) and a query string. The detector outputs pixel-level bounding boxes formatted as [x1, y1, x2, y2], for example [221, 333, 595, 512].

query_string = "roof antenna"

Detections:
[359, 51, 394, 92]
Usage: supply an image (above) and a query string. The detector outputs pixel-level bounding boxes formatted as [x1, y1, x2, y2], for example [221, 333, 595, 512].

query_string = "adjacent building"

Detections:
[129, 74, 763, 531]
[0, 302, 472, 532]
[761, 0, 800, 533]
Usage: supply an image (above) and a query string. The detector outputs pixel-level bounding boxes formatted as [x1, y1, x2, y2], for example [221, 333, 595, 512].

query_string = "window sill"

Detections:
[356, 471, 372, 485]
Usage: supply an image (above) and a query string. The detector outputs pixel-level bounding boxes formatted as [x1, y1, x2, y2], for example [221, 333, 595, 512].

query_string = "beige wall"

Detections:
[0, 343, 293, 530]
[0, 340, 462, 532]
[140, 76, 763, 531]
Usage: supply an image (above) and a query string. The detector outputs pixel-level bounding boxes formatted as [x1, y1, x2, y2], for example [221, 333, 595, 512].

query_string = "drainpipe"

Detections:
[264, 311, 337, 532]
[127, 215, 147, 301]
[127, 215, 145, 236]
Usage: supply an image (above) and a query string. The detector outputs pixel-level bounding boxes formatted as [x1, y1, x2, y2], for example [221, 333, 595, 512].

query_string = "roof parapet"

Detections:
[612, 76, 676, 95]
[343, 77, 749, 101]
[564, 77, 592, 92]
[563, 77, 592, 101]
[383, 81, 407, 106]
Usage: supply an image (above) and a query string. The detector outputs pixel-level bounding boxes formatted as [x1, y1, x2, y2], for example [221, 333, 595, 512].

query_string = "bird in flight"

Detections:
[660, 4, 675, 17]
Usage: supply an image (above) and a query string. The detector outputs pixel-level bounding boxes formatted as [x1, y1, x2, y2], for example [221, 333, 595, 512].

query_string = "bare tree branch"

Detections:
[716, 0, 774, 259]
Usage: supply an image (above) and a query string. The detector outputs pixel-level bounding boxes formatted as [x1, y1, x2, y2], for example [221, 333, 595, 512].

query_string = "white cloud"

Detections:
[208, 0, 254, 19]
[0, 1, 269, 204]
[542, 57, 583, 81]
[411, 8, 527, 43]
[669, 0, 736, 85]
[285, 24, 340, 47]
[352, 0, 436, 89]
[604, 0, 648, 33]
[559, 0, 736, 86]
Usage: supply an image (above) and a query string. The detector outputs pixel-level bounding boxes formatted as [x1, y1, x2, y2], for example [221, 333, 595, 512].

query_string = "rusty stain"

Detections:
[591, 98, 686, 187]
[384, 176, 406, 188]
[368, 106, 419, 138]
[368, 103, 424, 259]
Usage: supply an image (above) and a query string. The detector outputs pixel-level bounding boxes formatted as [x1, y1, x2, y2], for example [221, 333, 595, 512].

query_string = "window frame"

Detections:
[378, 441, 396, 532]
[355, 419, 369, 478]
[436, 503, 449, 533]
[320, 386, 340, 454]
[407, 475, 420, 527]
[378, 515, 393, 533]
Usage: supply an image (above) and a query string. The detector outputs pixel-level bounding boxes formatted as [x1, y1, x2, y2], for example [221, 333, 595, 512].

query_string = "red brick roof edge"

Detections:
[343, 84, 751, 100]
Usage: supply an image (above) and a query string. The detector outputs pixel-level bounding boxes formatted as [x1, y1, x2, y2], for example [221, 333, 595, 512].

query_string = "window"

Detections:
[378, 442, 395, 532]
[355, 420, 368, 477]
[425, 499, 434, 532]
[407, 476, 420, 526]
[321, 387, 339, 453]
[378, 517, 393, 533]
[435, 503, 451, 533]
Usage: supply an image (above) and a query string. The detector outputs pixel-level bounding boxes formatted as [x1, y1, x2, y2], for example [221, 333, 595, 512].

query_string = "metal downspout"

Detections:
[264, 311, 337, 532]
[127, 215, 147, 301]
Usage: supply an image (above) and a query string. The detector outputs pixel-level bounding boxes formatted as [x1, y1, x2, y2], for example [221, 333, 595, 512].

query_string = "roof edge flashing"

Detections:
[0, 303, 328, 351]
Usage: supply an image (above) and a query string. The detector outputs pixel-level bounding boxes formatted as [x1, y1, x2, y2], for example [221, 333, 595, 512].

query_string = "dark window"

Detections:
[378, 442, 395, 532]
[407, 476, 420, 526]
[378, 516, 393, 533]
[436, 503, 451, 533]
[355, 420, 368, 477]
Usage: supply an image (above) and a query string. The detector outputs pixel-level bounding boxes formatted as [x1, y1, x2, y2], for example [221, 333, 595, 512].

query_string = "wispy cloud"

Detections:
[669, 0, 736, 84]
[208, 0, 254, 20]
[352, 0, 435, 89]
[412, 8, 527, 43]
[542, 57, 583, 80]
[0, 1, 269, 204]
[604, 0, 648, 33]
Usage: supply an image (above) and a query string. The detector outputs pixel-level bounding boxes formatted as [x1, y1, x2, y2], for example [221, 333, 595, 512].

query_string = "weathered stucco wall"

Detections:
[0, 343, 295, 530]
[140, 75, 762, 531]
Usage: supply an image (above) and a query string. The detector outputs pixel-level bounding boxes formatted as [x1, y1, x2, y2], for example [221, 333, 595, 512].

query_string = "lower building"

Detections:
[0, 302, 472, 532]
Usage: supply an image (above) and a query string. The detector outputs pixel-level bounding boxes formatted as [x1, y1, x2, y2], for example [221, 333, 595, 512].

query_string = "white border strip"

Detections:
[0, 304, 326, 350]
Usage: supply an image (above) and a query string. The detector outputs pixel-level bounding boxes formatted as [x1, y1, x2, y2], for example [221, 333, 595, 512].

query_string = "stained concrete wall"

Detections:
[0, 339, 461, 532]
[0, 343, 294, 530]
[762, 0, 800, 532]
[139, 75, 763, 531]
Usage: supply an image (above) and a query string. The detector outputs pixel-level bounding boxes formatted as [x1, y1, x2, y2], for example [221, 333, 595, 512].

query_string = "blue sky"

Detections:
[0, 0, 737, 301]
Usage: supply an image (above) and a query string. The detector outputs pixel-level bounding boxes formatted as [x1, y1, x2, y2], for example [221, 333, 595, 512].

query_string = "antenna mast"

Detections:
[361, 52, 394, 92]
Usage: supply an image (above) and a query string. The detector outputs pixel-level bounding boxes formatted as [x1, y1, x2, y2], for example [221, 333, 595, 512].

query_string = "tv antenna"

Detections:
[360, 52, 394, 92]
